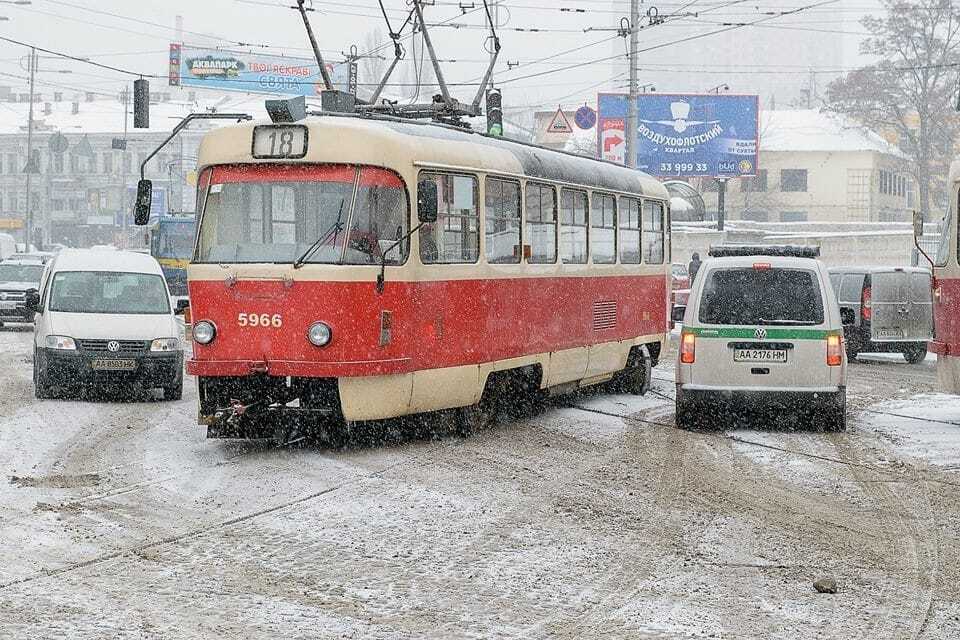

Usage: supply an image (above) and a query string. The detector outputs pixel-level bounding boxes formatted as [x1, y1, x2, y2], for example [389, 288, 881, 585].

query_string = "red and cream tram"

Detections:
[930, 161, 960, 392]
[185, 114, 671, 436]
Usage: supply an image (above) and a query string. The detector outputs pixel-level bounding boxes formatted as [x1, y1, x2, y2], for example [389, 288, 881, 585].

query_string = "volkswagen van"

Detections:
[27, 249, 186, 400]
[672, 245, 847, 431]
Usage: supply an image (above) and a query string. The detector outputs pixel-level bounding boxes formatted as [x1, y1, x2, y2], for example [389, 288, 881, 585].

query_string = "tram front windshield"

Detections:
[196, 164, 408, 265]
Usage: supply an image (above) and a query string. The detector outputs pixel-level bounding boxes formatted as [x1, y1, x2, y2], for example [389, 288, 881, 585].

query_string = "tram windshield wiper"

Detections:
[293, 199, 345, 269]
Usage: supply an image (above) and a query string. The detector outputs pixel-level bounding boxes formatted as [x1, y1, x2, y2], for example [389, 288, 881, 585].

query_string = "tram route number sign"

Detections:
[252, 125, 309, 160]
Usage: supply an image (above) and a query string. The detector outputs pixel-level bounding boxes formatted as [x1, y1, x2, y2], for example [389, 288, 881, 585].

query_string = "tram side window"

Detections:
[618, 196, 641, 264]
[485, 177, 522, 264]
[643, 200, 665, 264]
[526, 182, 557, 264]
[592, 194, 617, 264]
[419, 172, 480, 264]
[560, 189, 588, 264]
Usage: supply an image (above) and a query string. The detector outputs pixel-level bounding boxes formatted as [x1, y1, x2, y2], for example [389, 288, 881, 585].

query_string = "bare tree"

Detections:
[825, 0, 960, 219]
[360, 28, 389, 93]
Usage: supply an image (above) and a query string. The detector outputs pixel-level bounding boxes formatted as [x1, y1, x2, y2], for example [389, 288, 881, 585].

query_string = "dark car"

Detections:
[828, 266, 932, 364]
[0, 259, 45, 326]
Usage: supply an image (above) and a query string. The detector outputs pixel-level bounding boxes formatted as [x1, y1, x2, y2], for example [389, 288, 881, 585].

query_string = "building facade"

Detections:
[698, 110, 913, 224]
[0, 88, 259, 247]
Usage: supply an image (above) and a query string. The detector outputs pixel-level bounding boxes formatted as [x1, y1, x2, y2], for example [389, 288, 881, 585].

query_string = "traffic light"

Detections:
[486, 88, 503, 137]
[133, 78, 149, 129]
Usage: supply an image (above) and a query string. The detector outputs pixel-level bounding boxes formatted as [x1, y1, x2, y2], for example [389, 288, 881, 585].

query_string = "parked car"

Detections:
[671, 262, 690, 308]
[674, 245, 847, 431]
[0, 233, 15, 261]
[7, 251, 55, 265]
[828, 266, 932, 364]
[0, 259, 45, 327]
[26, 249, 187, 400]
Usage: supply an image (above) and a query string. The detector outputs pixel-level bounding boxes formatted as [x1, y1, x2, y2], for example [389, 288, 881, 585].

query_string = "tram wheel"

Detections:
[455, 375, 503, 437]
[622, 345, 653, 395]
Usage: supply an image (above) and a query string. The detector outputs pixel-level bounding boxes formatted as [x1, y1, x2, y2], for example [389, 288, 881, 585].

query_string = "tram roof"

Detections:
[197, 114, 669, 201]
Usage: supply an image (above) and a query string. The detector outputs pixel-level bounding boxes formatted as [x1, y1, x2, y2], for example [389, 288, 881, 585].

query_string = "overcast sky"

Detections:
[0, 0, 879, 117]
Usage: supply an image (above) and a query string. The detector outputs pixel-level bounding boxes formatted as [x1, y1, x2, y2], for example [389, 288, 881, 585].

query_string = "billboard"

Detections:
[169, 44, 349, 97]
[597, 93, 759, 178]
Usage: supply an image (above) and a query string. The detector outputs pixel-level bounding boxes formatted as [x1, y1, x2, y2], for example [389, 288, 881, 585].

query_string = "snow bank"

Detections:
[865, 394, 960, 467]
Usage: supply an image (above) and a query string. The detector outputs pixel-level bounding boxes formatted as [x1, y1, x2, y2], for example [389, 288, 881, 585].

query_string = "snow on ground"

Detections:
[865, 393, 960, 467]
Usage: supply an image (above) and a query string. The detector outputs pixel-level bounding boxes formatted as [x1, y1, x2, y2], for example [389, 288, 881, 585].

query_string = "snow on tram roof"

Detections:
[199, 113, 668, 200]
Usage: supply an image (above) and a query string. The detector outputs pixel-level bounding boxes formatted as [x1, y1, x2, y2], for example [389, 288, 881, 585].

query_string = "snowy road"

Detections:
[2, 326, 960, 639]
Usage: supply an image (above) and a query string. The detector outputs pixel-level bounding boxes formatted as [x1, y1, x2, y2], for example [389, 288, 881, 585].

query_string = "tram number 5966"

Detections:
[238, 313, 283, 328]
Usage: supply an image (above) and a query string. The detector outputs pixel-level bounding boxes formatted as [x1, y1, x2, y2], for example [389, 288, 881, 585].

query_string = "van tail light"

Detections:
[827, 334, 842, 366]
[680, 332, 696, 364]
[862, 286, 872, 320]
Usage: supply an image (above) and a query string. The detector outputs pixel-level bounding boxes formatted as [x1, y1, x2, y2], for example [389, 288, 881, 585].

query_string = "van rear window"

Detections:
[698, 267, 824, 325]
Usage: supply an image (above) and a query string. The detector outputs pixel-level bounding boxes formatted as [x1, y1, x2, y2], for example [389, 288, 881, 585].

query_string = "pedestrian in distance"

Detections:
[688, 252, 702, 285]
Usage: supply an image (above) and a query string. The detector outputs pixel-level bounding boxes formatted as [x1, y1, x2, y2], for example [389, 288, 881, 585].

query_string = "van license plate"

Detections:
[876, 328, 903, 338]
[734, 349, 787, 363]
[91, 359, 137, 371]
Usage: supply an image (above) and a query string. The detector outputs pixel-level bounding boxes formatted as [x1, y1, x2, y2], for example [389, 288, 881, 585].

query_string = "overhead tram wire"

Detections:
[490, 0, 841, 87]
[459, 0, 752, 84]
[0, 35, 161, 78]
[43, 0, 245, 46]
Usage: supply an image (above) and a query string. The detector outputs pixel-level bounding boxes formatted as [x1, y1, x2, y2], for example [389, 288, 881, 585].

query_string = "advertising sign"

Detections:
[597, 93, 759, 178]
[169, 44, 349, 97]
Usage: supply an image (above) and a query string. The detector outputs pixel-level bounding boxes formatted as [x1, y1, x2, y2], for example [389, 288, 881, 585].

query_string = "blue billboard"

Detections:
[597, 93, 759, 178]
[169, 44, 349, 97]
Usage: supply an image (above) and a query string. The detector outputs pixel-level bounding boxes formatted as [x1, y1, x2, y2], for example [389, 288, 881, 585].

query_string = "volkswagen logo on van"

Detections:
[754, 327, 767, 341]
[0, 292, 6, 301]
[107, 341, 121, 353]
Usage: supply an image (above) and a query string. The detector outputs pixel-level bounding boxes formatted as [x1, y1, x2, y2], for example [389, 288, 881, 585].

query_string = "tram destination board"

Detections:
[252, 125, 309, 159]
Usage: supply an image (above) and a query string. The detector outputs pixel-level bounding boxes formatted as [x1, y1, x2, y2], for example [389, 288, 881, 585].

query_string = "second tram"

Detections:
[930, 161, 960, 392]
[184, 114, 671, 436]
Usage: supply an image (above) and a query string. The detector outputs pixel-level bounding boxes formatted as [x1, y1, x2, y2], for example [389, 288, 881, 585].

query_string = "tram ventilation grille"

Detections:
[78, 339, 149, 355]
[593, 301, 617, 330]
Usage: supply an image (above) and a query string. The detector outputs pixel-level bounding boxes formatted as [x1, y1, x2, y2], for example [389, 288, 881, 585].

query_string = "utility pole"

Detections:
[625, 0, 639, 169]
[120, 87, 129, 248]
[717, 178, 727, 232]
[23, 47, 36, 249]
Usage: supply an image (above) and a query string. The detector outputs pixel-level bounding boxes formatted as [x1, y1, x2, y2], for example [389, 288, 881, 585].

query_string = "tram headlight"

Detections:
[192, 320, 217, 345]
[307, 321, 332, 347]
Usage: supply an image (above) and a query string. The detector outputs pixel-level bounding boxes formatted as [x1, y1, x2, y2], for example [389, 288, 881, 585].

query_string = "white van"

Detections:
[0, 233, 15, 261]
[26, 249, 186, 400]
[672, 245, 847, 431]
